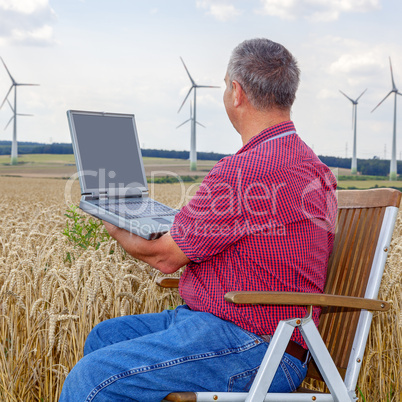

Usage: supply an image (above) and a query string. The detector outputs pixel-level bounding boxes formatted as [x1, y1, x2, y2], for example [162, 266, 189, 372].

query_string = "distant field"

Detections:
[330, 167, 353, 176]
[0, 154, 77, 178]
[0, 154, 401, 190]
[0, 154, 218, 179]
[0, 154, 76, 164]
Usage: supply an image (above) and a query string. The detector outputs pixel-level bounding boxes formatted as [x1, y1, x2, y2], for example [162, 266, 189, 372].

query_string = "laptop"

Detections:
[67, 110, 178, 240]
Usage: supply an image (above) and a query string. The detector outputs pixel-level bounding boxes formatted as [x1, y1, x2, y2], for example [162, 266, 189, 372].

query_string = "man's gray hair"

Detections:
[227, 38, 300, 110]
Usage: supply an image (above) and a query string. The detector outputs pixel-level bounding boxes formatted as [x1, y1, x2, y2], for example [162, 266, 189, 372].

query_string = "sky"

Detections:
[0, 0, 402, 159]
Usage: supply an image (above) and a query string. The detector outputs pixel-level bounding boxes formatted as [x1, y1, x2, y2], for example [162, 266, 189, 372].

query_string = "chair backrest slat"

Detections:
[307, 188, 401, 381]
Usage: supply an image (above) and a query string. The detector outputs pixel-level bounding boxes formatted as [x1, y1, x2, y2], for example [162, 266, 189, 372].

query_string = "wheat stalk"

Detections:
[0, 177, 400, 401]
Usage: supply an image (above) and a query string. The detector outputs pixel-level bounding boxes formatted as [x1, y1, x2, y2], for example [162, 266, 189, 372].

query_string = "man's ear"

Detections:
[232, 80, 244, 107]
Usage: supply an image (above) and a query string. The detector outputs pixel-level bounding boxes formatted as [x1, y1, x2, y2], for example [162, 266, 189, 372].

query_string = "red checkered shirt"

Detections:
[170, 121, 337, 347]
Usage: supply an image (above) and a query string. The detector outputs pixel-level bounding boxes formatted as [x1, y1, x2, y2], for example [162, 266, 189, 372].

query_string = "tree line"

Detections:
[0, 141, 401, 177]
[0, 141, 73, 155]
[318, 155, 402, 177]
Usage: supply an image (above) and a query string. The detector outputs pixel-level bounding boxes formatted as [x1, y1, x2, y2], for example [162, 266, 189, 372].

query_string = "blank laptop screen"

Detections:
[71, 113, 146, 192]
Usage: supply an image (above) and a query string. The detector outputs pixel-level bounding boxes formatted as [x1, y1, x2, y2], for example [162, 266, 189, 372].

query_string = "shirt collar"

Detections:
[236, 121, 296, 155]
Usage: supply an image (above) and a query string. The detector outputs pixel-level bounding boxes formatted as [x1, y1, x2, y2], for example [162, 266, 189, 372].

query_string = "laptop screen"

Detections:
[68, 111, 147, 194]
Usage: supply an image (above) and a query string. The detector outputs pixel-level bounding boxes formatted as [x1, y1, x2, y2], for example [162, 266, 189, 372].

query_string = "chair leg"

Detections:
[245, 319, 295, 402]
[163, 316, 359, 402]
[300, 319, 357, 401]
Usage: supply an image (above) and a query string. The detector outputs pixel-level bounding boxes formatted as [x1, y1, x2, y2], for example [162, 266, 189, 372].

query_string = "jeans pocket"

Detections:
[228, 366, 259, 392]
[275, 355, 307, 392]
[228, 355, 308, 394]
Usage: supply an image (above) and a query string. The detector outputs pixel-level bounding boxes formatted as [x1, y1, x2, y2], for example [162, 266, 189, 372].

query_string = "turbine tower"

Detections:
[339, 89, 367, 175]
[0, 57, 39, 165]
[372, 58, 402, 180]
[177, 102, 205, 166]
[177, 100, 205, 131]
[178, 57, 218, 171]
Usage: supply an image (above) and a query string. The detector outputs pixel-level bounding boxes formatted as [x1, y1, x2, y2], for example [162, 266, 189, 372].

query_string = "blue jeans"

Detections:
[59, 306, 307, 401]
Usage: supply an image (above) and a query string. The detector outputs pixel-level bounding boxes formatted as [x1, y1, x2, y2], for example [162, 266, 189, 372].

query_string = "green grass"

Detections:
[0, 154, 76, 165]
[337, 180, 395, 189]
[148, 175, 201, 184]
[336, 181, 402, 191]
[63, 205, 111, 262]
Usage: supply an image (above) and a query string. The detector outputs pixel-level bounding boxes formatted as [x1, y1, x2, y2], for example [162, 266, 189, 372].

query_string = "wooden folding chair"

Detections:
[159, 188, 401, 402]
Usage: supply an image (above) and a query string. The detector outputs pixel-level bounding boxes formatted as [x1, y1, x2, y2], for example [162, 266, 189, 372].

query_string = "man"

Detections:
[60, 38, 337, 401]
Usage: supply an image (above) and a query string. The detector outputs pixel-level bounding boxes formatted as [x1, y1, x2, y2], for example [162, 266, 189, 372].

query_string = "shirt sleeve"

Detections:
[170, 172, 245, 263]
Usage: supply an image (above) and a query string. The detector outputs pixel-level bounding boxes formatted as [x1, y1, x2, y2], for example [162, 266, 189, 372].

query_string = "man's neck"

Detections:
[238, 107, 291, 146]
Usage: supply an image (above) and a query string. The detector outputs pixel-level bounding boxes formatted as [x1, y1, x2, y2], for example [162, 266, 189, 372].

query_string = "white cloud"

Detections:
[330, 53, 380, 75]
[0, 0, 49, 14]
[10, 24, 55, 46]
[301, 35, 390, 85]
[257, 0, 381, 21]
[317, 88, 337, 100]
[0, 0, 56, 46]
[196, 0, 242, 21]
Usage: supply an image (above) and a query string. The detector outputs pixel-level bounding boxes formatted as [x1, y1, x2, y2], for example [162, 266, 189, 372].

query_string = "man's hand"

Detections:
[103, 221, 121, 238]
[103, 221, 190, 274]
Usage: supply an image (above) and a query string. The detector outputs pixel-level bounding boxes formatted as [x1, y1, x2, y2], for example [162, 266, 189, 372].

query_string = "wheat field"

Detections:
[0, 176, 401, 401]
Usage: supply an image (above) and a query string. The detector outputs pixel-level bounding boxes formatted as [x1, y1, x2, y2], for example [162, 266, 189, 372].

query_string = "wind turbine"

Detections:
[0, 57, 39, 165]
[177, 101, 205, 130]
[178, 57, 219, 171]
[339, 89, 367, 175]
[372, 57, 402, 180]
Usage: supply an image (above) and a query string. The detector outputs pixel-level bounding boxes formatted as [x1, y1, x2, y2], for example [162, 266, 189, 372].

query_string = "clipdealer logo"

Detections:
[301, 171, 338, 233]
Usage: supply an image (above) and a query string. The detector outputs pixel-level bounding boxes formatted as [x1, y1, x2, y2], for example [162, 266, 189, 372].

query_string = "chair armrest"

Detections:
[163, 392, 197, 401]
[224, 291, 390, 312]
[156, 277, 180, 288]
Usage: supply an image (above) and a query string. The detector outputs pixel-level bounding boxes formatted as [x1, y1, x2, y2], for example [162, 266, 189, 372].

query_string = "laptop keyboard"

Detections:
[93, 198, 176, 219]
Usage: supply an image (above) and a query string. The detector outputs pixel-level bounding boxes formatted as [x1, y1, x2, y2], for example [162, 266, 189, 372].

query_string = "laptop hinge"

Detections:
[81, 190, 107, 200]
[82, 188, 147, 200]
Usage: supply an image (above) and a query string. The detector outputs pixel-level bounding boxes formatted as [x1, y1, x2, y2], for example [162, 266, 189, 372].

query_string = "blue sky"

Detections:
[0, 0, 401, 159]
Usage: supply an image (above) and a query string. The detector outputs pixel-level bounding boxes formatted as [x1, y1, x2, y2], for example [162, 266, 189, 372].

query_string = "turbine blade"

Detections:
[371, 90, 393, 113]
[180, 57, 195, 86]
[196, 85, 220, 89]
[356, 88, 367, 102]
[4, 115, 14, 130]
[16, 83, 40, 87]
[0, 85, 13, 110]
[178, 87, 193, 113]
[389, 57, 396, 90]
[17, 113, 34, 117]
[176, 119, 191, 129]
[0, 57, 16, 84]
[339, 90, 354, 103]
[196, 121, 206, 128]
[7, 98, 14, 113]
